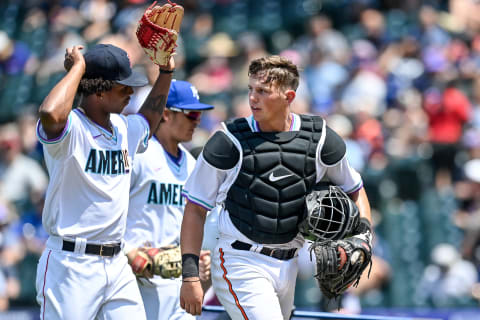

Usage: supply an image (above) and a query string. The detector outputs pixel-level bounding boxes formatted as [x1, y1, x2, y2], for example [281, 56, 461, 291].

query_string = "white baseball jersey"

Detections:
[125, 137, 196, 320]
[183, 113, 363, 319]
[36, 108, 149, 242]
[35, 108, 149, 320]
[125, 137, 196, 249]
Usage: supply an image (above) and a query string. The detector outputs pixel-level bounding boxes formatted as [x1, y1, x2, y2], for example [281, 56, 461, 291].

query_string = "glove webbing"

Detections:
[137, 15, 177, 50]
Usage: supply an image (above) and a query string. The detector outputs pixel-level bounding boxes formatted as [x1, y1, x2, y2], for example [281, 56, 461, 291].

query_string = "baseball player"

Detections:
[179, 55, 372, 319]
[124, 80, 214, 320]
[35, 44, 175, 320]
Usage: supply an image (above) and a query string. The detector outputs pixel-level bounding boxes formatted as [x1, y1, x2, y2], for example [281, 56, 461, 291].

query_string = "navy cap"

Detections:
[83, 44, 148, 87]
[167, 80, 214, 111]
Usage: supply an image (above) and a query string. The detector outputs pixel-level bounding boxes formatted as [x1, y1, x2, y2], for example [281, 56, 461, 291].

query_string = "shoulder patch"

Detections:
[321, 126, 346, 165]
[203, 131, 240, 170]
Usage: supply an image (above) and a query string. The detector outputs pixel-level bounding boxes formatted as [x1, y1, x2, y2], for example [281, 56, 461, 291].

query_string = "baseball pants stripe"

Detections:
[219, 248, 249, 320]
[212, 241, 297, 320]
[41, 250, 52, 320]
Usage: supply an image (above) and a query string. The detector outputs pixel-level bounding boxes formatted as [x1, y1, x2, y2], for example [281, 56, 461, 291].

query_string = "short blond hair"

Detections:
[248, 55, 299, 91]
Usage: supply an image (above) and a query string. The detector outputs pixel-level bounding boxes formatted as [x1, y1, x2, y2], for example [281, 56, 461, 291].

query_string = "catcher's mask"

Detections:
[303, 183, 359, 241]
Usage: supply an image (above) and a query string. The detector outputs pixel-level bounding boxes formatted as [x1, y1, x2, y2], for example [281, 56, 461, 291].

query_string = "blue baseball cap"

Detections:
[167, 80, 214, 111]
[83, 44, 148, 87]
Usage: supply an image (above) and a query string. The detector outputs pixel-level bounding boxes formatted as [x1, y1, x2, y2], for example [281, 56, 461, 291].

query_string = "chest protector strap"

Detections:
[225, 115, 323, 244]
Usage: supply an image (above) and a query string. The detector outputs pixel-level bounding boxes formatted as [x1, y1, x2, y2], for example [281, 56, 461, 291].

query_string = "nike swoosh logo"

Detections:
[269, 172, 293, 182]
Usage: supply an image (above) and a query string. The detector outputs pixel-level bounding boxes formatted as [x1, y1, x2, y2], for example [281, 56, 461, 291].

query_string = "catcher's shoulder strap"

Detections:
[320, 125, 346, 166]
[203, 130, 240, 170]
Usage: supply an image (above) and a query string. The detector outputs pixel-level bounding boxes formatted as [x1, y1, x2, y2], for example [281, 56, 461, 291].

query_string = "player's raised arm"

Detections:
[180, 201, 208, 316]
[38, 45, 85, 139]
[137, 58, 174, 137]
[136, 2, 184, 137]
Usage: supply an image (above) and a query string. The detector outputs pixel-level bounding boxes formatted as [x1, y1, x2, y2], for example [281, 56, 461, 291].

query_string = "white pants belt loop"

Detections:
[74, 237, 87, 254]
[252, 244, 263, 253]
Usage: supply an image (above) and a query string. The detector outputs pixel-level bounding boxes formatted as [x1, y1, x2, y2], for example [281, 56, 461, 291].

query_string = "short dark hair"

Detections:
[77, 78, 115, 96]
[248, 55, 299, 91]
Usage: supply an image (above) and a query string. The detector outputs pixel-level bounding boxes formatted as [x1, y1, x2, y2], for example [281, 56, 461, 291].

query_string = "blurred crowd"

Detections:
[1, 0, 480, 313]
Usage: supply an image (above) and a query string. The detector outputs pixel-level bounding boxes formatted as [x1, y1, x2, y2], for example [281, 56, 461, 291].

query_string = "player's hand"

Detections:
[199, 250, 211, 282]
[180, 278, 203, 315]
[159, 56, 175, 73]
[64, 45, 86, 73]
[126, 248, 154, 279]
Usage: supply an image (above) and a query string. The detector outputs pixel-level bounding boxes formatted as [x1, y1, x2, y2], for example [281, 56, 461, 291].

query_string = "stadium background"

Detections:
[0, 0, 480, 319]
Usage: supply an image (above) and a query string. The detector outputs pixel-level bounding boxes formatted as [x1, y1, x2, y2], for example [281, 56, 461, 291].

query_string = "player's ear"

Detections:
[285, 90, 296, 104]
[162, 108, 172, 121]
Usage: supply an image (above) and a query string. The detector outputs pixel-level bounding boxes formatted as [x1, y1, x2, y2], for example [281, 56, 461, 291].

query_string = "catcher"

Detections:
[302, 183, 373, 304]
[179, 55, 373, 319]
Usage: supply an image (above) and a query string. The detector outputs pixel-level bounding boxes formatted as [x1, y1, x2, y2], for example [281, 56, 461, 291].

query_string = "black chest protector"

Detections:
[225, 115, 324, 244]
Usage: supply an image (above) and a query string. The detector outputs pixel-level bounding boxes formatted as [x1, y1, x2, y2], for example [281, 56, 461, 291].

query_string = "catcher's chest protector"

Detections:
[225, 115, 323, 244]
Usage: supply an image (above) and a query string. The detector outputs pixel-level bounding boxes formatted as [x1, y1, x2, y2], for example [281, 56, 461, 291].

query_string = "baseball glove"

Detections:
[136, 1, 184, 67]
[310, 218, 373, 300]
[130, 249, 153, 277]
[145, 245, 182, 278]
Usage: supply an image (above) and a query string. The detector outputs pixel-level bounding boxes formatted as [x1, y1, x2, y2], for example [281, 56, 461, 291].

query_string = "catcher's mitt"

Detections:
[310, 218, 373, 300]
[145, 245, 182, 278]
[136, 1, 184, 67]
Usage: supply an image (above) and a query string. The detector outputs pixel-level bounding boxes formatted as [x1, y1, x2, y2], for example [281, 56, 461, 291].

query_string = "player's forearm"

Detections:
[350, 187, 372, 223]
[181, 201, 207, 256]
[139, 68, 173, 136]
[39, 63, 84, 137]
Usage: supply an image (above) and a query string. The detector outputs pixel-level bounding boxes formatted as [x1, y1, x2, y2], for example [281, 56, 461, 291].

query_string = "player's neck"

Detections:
[257, 112, 293, 132]
[79, 105, 112, 133]
[155, 133, 179, 157]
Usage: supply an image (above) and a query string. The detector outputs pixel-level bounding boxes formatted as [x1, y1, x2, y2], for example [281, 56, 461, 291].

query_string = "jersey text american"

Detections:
[84, 149, 131, 175]
[147, 183, 184, 206]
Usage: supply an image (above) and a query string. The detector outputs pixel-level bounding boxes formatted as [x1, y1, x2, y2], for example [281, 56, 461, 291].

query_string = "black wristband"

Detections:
[182, 254, 200, 278]
[159, 68, 175, 74]
[356, 217, 372, 234]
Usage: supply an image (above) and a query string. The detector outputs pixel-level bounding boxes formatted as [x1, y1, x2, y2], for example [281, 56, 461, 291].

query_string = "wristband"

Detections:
[182, 279, 200, 282]
[356, 218, 372, 234]
[182, 254, 199, 278]
[159, 68, 175, 74]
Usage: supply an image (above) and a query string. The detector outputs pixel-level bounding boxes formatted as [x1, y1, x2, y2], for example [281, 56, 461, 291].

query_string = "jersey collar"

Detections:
[248, 113, 299, 132]
[75, 108, 117, 143]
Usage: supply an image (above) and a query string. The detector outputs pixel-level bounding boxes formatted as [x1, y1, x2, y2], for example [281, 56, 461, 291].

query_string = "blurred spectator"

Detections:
[188, 32, 236, 99]
[16, 106, 43, 163]
[418, 5, 451, 48]
[358, 9, 389, 50]
[416, 243, 477, 307]
[340, 62, 387, 118]
[423, 83, 471, 182]
[0, 122, 48, 213]
[327, 113, 367, 172]
[0, 31, 33, 76]
[0, 197, 24, 310]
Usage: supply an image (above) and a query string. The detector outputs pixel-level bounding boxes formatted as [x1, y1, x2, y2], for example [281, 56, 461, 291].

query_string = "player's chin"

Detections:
[117, 101, 130, 113]
[184, 133, 194, 142]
